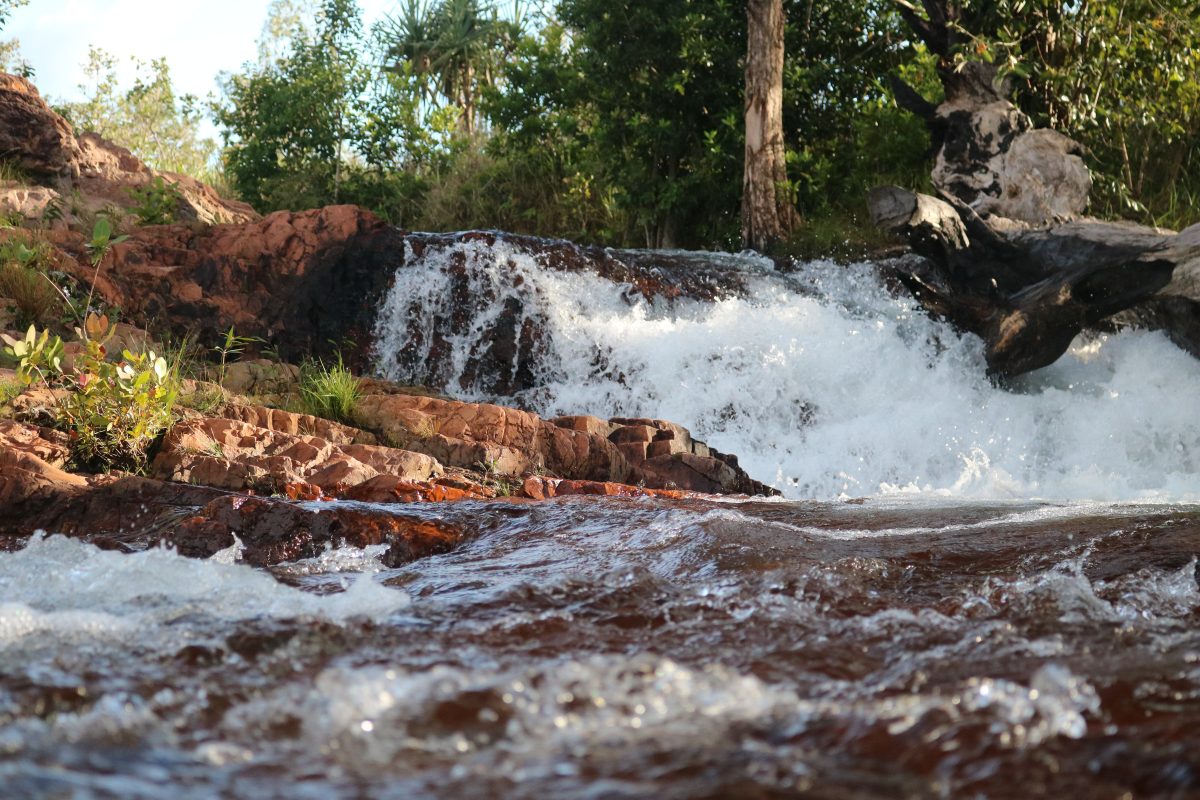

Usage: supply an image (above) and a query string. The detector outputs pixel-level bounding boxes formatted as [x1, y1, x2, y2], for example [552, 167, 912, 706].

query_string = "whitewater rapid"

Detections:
[372, 239, 1200, 502]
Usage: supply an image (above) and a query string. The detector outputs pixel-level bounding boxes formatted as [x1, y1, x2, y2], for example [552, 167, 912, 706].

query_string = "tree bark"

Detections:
[871, 0, 1200, 376]
[741, 0, 798, 253]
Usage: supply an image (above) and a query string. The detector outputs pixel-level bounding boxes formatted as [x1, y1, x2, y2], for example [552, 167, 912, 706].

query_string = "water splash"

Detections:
[373, 239, 1200, 501]
[0, 534, 410, 644]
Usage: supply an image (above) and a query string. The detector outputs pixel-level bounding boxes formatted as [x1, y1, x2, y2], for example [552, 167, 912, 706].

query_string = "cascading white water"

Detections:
[373, 239, 1200, 502]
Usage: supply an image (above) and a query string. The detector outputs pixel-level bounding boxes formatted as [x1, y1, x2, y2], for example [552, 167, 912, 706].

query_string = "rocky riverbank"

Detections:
[0, 72, 777, 568]
[0, 355, 776, 565]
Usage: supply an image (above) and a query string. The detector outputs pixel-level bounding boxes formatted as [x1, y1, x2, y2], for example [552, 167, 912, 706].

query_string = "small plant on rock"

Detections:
[56, 313, 180, 472]
[1, 323, 64, 386]
[0, 238, 61, 327]
[297, 353, 361, 424]
[128, 177, 183, 225]
[213, 325, 261, 386]
[3, 314, 181, 473]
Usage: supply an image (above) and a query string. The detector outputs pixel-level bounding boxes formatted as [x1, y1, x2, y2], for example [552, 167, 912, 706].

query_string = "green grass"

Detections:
[0, 158, 32, 185]
[297, 354, 362, 424]
[0, 238, 62, 327]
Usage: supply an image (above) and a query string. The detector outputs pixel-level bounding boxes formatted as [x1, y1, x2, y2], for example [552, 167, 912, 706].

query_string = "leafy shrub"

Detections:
[56, 314, 180, 472]
[1, 323, 64, 386]
[297, 354, 361, 424]
[2, 314, 180, 473]
[128, 176, 183, 225]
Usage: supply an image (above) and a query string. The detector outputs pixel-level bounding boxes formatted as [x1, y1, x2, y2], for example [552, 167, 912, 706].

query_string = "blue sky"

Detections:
[6, 0, 395, 104]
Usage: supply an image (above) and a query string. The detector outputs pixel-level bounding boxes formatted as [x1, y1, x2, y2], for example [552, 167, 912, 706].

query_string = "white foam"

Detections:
[373, 242, 1200, 501]
[0, 535, 410, 645]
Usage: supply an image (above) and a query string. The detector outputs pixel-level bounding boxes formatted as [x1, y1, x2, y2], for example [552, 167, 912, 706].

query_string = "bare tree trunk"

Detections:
[741, 0, 798, 253]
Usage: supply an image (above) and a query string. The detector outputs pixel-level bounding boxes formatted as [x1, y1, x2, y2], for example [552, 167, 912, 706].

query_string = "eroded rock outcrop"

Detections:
[151, 415, 440, 493]
[0, 73, 255, 226]
[43, 205, 402, 368]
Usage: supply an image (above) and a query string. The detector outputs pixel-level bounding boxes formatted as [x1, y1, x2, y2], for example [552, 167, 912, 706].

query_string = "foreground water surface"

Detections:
[3, 497, 1198, 798]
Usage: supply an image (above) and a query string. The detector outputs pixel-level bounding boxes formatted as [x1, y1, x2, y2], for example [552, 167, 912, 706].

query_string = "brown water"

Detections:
[2, 496, 1198, 798]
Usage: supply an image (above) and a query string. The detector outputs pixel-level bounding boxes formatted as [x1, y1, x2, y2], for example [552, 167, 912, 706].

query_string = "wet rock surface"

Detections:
[167, 494, 466, 567]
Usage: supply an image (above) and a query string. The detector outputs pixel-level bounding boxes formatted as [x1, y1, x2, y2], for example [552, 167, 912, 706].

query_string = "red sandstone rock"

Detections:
[0, 74, 255, 226]
[284, 481, 327, 501]
[340, 474, 486, 503]
[635, 453, 743, 494]
[610, 424, 656, 443]
[0, 420, 70, 466]
[552, 415, 617, 438]
[0, 474, 227, 548]
[0, 75, 80, 179]
[152, 416, 440, 493]
[43, 205, 400, 367]
[217, 402, 375, 445]
[354, 393, 631, 483]
[0, 446, 87, 509]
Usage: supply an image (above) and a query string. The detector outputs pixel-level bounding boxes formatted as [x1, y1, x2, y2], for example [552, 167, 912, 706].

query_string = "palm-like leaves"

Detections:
[380, 0, 523, 135]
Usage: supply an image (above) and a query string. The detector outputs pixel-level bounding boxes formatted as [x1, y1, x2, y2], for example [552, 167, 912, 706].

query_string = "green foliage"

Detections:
[216, 0, 380, 211]
[128, 177, 183, 225]
[55, 314, 179, 473]
[484, 0, 925, 248]
[60, 48, 218, 180]
[1, 324, 63, 385]
[205, 0, 1199, 246]
[923, 0, 1200, 229]
[489, 0, 746, 247]
[0, 238, 61, 327]
[297, 353, 362, 424]
[379, 0, 525, 135]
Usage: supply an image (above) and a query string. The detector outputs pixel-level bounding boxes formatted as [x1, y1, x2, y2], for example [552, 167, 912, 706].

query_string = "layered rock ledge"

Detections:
[0, 375, 776, 567]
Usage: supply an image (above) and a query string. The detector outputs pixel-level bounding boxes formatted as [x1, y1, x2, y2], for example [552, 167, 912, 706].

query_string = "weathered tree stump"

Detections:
[873, 0, 1200, 376]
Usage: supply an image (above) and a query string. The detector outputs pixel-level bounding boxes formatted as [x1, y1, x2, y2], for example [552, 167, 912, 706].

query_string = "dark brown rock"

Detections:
[0, 74, 80, 179]
[165, 495, 467, 566]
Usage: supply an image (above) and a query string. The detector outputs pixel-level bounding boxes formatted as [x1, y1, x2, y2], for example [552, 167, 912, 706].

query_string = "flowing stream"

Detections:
[3, 237, 1198, 798]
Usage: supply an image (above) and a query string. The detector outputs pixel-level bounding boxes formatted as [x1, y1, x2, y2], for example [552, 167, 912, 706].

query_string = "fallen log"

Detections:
[871, 1, 1200, 376]
[871, 186, 1199, 376]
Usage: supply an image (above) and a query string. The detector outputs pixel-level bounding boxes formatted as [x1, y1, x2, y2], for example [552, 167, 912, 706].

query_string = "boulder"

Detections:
[45, 205, 400, 368]
[0, 74, 80, 179]
[220, 360, 300, 401]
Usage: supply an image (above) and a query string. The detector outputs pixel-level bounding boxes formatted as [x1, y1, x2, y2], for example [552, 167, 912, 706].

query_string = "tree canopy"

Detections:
[195, 0, 1200, 247]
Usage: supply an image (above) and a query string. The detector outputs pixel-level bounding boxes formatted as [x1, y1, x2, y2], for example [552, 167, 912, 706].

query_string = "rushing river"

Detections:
[3, 239, 1199, 797]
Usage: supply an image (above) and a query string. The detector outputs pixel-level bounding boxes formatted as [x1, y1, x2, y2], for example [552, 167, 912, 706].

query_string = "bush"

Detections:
[0, 238, 62, 327]
[297, 354, 361, 424]
[128, 176, 183, 225]
[2, 314, 180, 473]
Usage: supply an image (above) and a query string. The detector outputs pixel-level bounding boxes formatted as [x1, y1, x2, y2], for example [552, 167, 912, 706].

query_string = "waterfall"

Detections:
[372, 236, 1200, 502]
